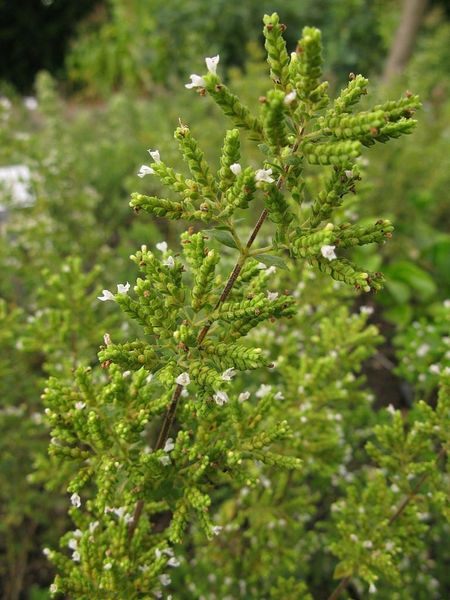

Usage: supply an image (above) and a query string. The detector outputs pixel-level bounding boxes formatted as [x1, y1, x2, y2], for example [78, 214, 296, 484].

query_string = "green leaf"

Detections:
[253, 253, 289, 270]
[204, 229, 238, 249]
[385, 261, 437, 301]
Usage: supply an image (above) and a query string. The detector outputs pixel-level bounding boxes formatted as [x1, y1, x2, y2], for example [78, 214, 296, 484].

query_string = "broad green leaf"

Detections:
[205, 229, 238, 249]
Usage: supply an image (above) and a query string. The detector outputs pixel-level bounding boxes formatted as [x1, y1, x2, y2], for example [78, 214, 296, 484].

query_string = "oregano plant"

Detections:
[42, 14, 449, 599]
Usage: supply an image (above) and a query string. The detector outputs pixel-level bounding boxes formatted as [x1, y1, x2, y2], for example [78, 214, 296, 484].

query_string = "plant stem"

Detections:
[128, 141, 300, 544]
[327, 446, 447, 600]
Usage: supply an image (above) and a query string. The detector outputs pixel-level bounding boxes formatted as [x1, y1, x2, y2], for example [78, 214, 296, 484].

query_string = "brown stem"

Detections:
[327, 447, 447, 600]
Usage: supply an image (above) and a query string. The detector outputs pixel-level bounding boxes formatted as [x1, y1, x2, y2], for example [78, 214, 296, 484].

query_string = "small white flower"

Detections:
[211, 525, 222, 536]
[255, 168, 274, 183]
[104, 562, 112, 570]
[147, 149, 161, 163]
[97, 289, 115, 302]
[103, 332, 112, 346]
[363, 540, 373, 549]
[205, 55, 220, 75]
[70, 492, 81, 508]
[167, 556, 180, 567]
[24, 96, 38, 111]
[238, 391, 250, 402]
[416, 343, 430, 357]
[163, 438, 175, 453]
[156, 241, 168, 253]
[122, 370, 131, 378]
[176, 372, 190, 387]
[344, 169, 354, 179]
[360, 305, 374, 315]
[163, 256, 175, 269]
[256, 384, 272, 398]
[256, 262, 267, 270]
[230, 163, 242, 176]
[213, 390, 229, 406]
[72, 550, 81, 562]
[369, 583, 377, 594]
[159, 573, 171, 586]
[221, 368, 236, 381]
[68, 538, 78, 550]
[391, 483, 400, 493]
[265, 266, 277, 275]
[350, 533, 358, 542]
[43, 547, 51, 557]
[155, 548, 162, 559]
[185, 74, 206, 89]
[138, 165, 154, 178]
[158, 455, 171, 466]
[49, 584, 58, 594]
[0, 96, 12, 110]
[320, 245, 337, 261]
[75, 401, 86, 410]
[444, 299, 450, 308]
[146, 373, 153, 383]
[117, 282, 130, 294]
[89, 521, 99, 534]
[429, 364, 440, 374]
[387, 404, 396, 415]
[274, 391, 284, 400]
[284, 90, 297, 105]
[267, 291, 278, 301]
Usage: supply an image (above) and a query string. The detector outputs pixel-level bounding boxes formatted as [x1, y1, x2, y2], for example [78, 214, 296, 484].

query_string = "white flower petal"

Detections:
[255, 168, 274, 183]
[163, 256, 175, 269]
[221, 368, 236, 381]
[148, 149, 161, 163]
[213, 390, 229, 406]
[230, 163, 242, 176]
[267, 291, 278, 301]
[117, 282, 130, 294]
[320, 245, 337, 261]
[284, 90, 297, 105]
[156, 241, 168, 253]
[70, 493, 81, 508]
[176, 372, 190, 387]
[138, 165, 154, 178]
[97, 289, 115, 302]
[205, 55, 220, 75]
[185, 74, 206, 89]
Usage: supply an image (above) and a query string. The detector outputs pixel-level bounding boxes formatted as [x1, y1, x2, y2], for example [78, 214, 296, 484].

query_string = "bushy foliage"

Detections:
[32, 14, 449, 600]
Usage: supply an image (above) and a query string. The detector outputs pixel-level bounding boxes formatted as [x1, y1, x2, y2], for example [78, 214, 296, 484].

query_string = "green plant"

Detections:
[38, 14, 450, 600]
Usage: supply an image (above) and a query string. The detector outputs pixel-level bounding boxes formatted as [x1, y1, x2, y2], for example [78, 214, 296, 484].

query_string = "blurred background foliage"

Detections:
[0, 0, 449, 597]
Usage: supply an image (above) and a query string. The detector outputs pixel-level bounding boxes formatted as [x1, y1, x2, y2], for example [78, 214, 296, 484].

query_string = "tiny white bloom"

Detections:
[213, 390, 229, 406]
[156, 241, 168, 253]
[24, 96, 38, 110]
[211, 525, 222, 536]
[185, 74, 206, 89]
[387, 404, 396, 415]
[363, 540, 373, 549]
[350, 533, 358, 542]
[103, 332, 112, 346]
[360, 305, 374, 315]
[429, 364, 440, 374]
[147, 149, 161, 163]
[230, 163, 242, 176]
[138, 165, 154, 177]
[176, 372, 190, 387]
[238, 391, 250, 402]
[369, 583, 377, 594]
[320, 245, 337, 261]
[444, 299, 450, 308]
[104, 562, 112, 570]
[205, 55, 220, 75]
[49, 584, 58, 594]
[158, 455, 171, 466]
[68, 538, 78, 550]
[255, 168, 274, 183]
[97, 289, 115, 302]
[163, 256, 175, 269]
[221, 367, 236, 381]
[416, 343, 430, 356]
[75, 401, 86, 410]
[146, 373, 153, 383]
[155, 548, 162, 559]
[89, 521, 99, 534]
[167, 556, 180, 567]
[117, 282, 130, 294]
[265, 266, 277, 275]
[159, 573, 171, 586]
[284, 90, 297, 105]
[267, 291, 278, 301]
[43, 547, 51, 557]
[256, 262, 267, 270]
[70, 492, 81, 508]
[163, 438, 175, 453]
[344, 169, 354, 179]
[256, 384, 272, 398]
[391, 483, 400, 493]
[274, 391, 284, 400]
[72, 550, 81, 562]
